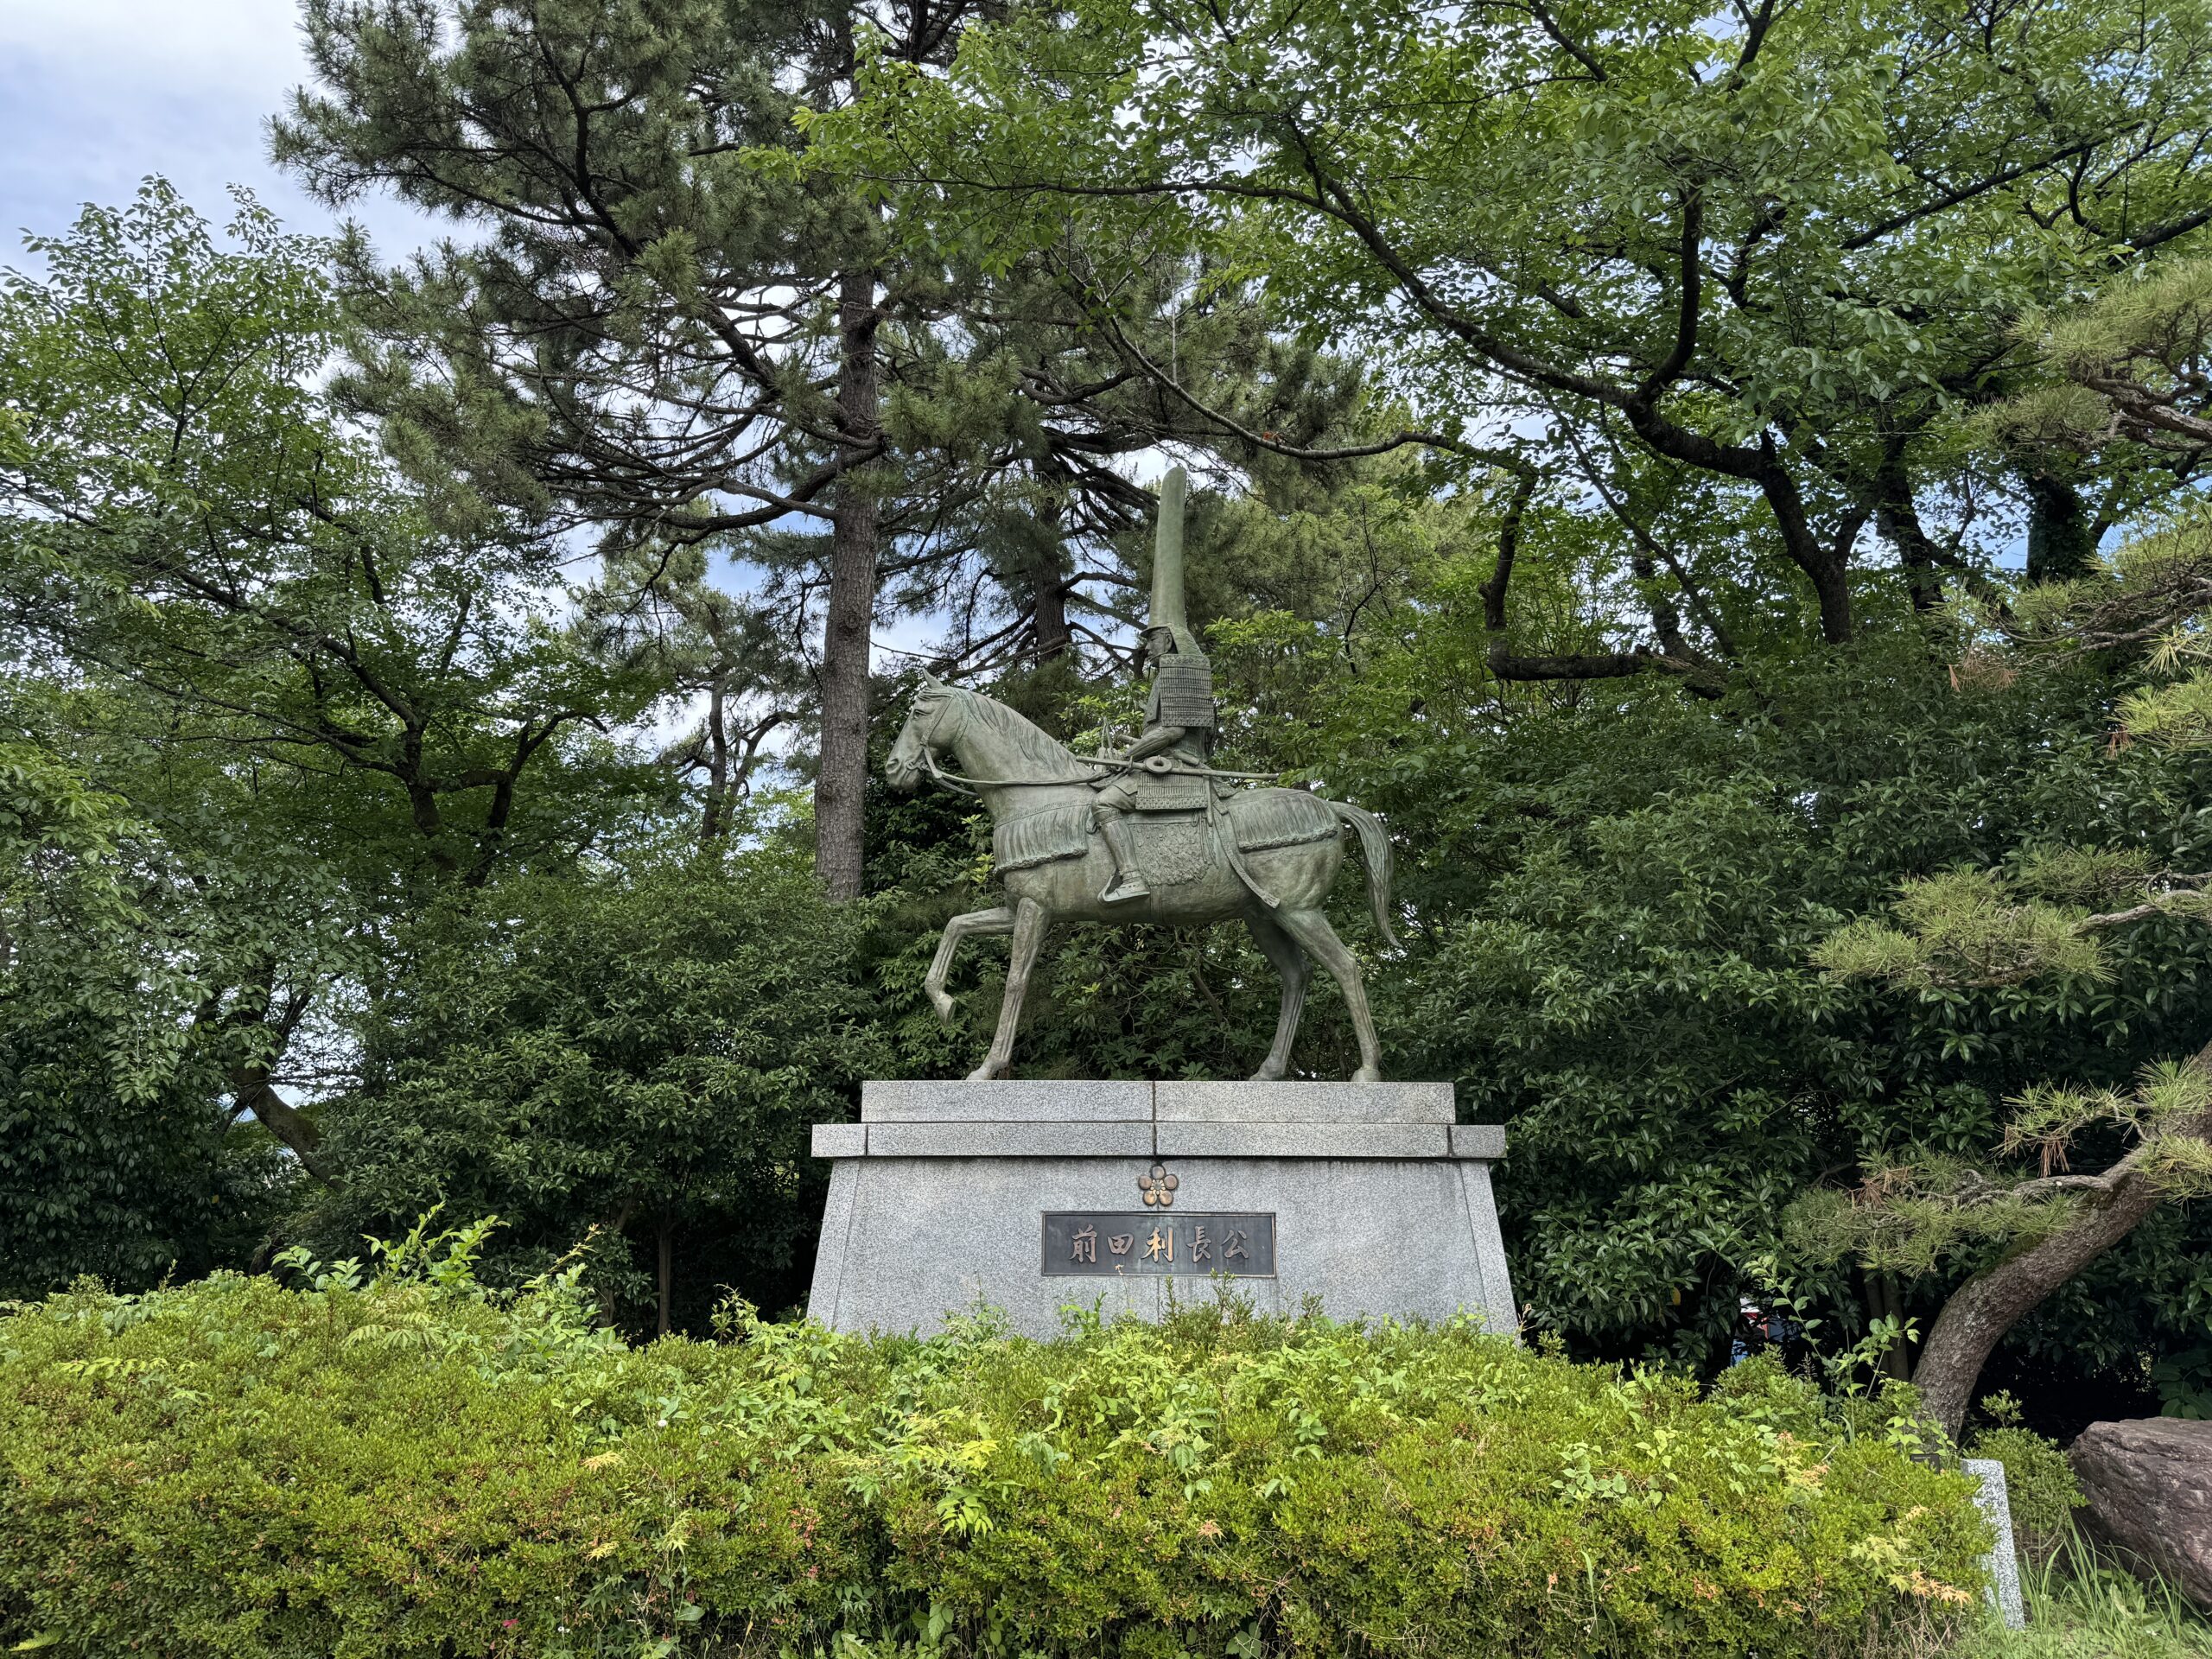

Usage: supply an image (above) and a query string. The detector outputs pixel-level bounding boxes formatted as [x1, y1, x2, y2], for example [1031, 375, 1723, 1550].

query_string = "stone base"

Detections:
[806, 1081, 1516, 1340]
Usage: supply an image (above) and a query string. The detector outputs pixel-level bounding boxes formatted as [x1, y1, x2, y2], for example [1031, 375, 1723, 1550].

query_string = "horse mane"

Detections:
[948, 689, 1100, 784]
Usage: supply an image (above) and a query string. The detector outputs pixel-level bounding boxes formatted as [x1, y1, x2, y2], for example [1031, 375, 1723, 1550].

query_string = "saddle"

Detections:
[1106, 753, 1213, 813]
[1122, 779, 1212, 812]
[991, 788, 1340, 881]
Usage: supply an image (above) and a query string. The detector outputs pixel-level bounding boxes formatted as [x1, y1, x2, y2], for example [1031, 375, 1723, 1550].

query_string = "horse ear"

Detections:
[915, 668, 946, 691]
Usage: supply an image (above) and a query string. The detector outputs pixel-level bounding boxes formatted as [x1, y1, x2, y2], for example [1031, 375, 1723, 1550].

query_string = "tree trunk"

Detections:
[657, 1218, 674, 1338]
[207, 971, 329, 1182]
[1874, 444, 1944, 613]
[2026, 473, 2097, 584]
[1033, 554, 1071, 663]
[232, 1062, 333, 1184]
[814, 266, 880, 901]
[1864, 1268, 1913, 1381]
[1032, 493, 1071, 662]
[1911, 1092, 2210, 1437]
[702, 677, 731, 843]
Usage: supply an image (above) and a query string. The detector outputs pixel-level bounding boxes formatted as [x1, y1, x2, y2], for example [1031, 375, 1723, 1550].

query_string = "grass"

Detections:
[1953, 1532, 2212, 1659]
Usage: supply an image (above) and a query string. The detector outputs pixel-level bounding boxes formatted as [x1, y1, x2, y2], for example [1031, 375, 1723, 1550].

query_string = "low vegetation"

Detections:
[0, 1224, 1998, 1659]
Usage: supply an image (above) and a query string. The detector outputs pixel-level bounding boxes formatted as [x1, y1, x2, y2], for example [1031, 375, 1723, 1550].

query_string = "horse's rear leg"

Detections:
[1245, 912, 1309, 1082]
[972, 897, 1049, 1081]
[927, 906, 1014, 1023]
[1277, 907, 1383, 1082]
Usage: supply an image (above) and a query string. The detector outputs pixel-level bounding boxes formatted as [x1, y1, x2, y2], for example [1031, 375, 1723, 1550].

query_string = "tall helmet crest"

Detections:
[1146, 466, 1203, 661]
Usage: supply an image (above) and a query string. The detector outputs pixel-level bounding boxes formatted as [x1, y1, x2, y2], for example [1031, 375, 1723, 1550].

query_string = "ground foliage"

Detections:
[0, 1230, 1993, 1659]
[303, 840, 891, 1330]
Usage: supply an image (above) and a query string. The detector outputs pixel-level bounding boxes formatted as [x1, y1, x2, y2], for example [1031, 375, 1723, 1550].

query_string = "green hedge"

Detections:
[0, 1239, 1992, 1658]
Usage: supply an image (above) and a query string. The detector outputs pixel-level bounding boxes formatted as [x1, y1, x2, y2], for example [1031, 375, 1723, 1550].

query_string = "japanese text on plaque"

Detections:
[1040, 1212, 1276, 1277]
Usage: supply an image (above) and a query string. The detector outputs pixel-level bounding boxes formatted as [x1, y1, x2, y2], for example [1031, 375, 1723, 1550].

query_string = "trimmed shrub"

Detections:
[1964, 1425, 2086, 1541]
[0, 1243, 1992, 1658]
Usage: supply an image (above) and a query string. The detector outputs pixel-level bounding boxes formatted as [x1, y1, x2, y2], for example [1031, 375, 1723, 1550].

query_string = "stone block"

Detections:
[1155, 1080, 1452, 1123]
[1965, 1459, 2024, 1629]
[808, 1079, 1517, 1341]
[1154, 1121, 1448, 1159]
[1449, 1124, 1506, 1160]
[2075, 1417, 2212, 1608]
[810, 1122, 867, 1159]
[862, 1078, 1153, 1122]
[1456, 1159, 1516, 1324]
[809, 1158, 861, 1329]
[864, 1120, 1154, 1159]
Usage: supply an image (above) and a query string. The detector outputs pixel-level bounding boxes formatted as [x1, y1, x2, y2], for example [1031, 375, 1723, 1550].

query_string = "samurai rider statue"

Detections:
[1092, 467, 1215, 905]
[885, 464, 1400, 1079]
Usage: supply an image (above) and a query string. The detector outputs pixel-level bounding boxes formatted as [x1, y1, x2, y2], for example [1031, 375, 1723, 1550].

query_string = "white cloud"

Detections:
[0, 0, 430, 253]
[0, 0, 308, 92]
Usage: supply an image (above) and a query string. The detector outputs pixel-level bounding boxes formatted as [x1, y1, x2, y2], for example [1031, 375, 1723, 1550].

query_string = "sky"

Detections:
[0, 0, 433, 263]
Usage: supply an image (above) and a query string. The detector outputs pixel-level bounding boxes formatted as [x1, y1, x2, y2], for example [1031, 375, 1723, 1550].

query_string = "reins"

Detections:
[909, 696, 1281, 796]
[920, 751, 1280, 795]
[908, 690, 1293, 910]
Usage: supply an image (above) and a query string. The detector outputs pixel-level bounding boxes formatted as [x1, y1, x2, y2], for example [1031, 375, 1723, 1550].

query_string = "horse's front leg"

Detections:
[926, 906, 1016, 1023]
[971, 897, 1049, 1081]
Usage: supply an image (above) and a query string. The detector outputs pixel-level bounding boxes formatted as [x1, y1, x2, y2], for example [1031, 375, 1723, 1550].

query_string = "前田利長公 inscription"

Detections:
[1041, 1211, 1275, 1276]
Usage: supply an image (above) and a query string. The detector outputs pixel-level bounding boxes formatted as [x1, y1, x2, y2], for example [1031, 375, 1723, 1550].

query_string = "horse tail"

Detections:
[1329, 801, 1402, 950]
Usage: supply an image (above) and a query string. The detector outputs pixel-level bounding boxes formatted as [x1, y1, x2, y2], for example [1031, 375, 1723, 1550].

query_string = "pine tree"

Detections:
[276, 0, 987, 896]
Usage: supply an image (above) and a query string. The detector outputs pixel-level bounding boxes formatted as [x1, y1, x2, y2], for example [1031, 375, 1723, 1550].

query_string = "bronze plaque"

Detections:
[1041, 1211, 1275, 1277]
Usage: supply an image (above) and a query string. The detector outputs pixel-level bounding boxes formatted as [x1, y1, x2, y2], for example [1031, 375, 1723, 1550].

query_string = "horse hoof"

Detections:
[1351, 1065, 1382, 1083]
[929, 993, 957, 1024]
[967, 1062, 1003, 1082]
[1249, 1066, 1286, 1083]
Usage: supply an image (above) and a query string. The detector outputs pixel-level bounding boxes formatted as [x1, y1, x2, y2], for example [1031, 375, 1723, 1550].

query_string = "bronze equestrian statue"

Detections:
[884, 467, 1399, 1082]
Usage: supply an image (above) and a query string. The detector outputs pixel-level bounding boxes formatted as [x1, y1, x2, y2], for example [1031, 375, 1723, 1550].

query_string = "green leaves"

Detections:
[822, 0, 2212, 655]
[0, 1279, 1991, 1657]
[304, 844, 891, 1330]
[1814, 868, 2113, 989]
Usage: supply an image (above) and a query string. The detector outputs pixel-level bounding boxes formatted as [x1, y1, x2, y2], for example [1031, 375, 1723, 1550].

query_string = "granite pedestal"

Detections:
[806, 1081, 1516, 1339]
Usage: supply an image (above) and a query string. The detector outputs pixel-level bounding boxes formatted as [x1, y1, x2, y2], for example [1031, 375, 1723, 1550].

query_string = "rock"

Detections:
[2073, 1417, 2212, 1606]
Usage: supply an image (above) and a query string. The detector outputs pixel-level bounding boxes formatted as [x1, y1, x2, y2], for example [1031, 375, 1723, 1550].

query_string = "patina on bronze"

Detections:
[886, 468, 1399, 1083]
[1137, 1163, 1179, 1206]
[1042, 1211, 1278, 1276]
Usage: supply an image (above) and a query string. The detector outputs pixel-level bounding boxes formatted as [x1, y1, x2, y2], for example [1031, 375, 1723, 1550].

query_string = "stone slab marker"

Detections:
[807, 1080, 1516, 1339]
[1964, 1459, 2025, 1629]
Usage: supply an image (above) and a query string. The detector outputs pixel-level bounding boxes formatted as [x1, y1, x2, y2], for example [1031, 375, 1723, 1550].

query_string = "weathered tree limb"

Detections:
[1477, 457, 1722, 692]
[1912, 1068, 2208, 1437]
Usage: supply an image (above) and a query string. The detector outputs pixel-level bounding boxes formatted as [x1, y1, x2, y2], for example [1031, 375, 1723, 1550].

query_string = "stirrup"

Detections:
[1100, 874, 1152, 904]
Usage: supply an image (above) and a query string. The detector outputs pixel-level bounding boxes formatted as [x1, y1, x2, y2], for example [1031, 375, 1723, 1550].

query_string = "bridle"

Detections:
[899, 687, 1280, 797]
[903, 690, 1104, 796]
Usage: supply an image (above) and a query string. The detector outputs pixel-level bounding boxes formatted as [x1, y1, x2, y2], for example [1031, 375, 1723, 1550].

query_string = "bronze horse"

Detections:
[886, 675, 1398, 1081]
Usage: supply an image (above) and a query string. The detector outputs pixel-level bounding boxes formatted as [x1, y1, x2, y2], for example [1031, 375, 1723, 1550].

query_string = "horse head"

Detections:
[886, 671, 956, 792]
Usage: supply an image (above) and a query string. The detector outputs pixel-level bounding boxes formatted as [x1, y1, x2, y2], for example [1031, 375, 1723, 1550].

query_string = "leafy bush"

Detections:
[0, 1233, 1994, 1659]
[1964, 1426, 2087, 1541]
[307, 847, 891, 1328]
